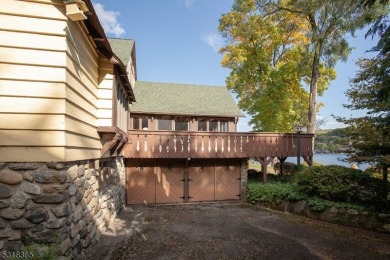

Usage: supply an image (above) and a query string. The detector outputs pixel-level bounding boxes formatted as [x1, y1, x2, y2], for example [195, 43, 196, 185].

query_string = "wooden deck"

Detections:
[124, 130, 313, 164]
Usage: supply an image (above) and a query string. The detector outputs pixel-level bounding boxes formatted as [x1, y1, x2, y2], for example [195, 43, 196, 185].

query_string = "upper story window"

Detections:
[220, 121, 229, 132]
[198, 120, 207, 131]
[133, 116, 148, 130]
[158, 116, 173, 130]
[133, 116, 140, 129]
[175, 117, 189, 131]
[209, 120, 218, 132]
[197, 118, 231, 132]
[141, 117, 148, 129]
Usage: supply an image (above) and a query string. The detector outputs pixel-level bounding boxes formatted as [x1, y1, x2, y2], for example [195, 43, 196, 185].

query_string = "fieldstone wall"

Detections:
[0, 157, 126, 258]
[263, 198, 390, 233]
[240, 159, 248, 200]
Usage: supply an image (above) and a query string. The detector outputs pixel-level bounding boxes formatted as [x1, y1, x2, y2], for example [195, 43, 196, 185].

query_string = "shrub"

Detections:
[247, 169, 262, 181]
[246, 181, 308, 204]
[295, 165, 383, 204]
[273, 162, 298, 176]
[247, 180, 367, 212]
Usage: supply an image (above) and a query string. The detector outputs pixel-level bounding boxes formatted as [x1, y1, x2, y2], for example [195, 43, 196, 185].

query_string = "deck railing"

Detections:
[124, 130, 314, 160]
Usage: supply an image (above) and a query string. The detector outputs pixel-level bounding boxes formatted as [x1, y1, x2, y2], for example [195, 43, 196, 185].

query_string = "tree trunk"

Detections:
[307, 47, 320, 134]
[383, 164, 389, 199]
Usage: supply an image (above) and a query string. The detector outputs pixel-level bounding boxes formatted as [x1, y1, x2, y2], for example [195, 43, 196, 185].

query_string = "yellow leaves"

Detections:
[317, 66, 337, 96]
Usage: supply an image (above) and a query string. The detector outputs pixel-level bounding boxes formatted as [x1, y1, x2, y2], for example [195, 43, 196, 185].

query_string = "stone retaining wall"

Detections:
[0, 157, 126, 258]
[263, 198, 390, 233]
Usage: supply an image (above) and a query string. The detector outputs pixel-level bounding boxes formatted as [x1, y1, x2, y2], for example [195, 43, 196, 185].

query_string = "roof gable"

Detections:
[131, 81, 243, 117]
[107, 38, 135, 66]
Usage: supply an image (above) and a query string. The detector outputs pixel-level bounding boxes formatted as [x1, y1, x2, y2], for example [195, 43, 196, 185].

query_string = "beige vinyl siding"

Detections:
[65, 116, 98, 138]
[0, 47, 66, 67]
[0, 97, 65, 114]
[0, 30, 67, 51]
[0, 1, 67, 162]
[0, 64, 66, 82]
[64, 18, 101, 160]
[0, 1, 102, 162]
[115, 80, 129, 132]
[0, 80, 65, 98]
[0, 147, 65, 162]
[66, 71, 97, 102]
[0, 130, 65, 146]
[97, 56, 113, 127]
[0, 0, 66, 20]
[65, 148, 100, 162]
[0, 114, 65, 130]
[0, 14, 67, 36]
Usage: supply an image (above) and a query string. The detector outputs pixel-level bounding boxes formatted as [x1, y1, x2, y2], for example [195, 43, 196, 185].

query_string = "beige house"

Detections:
[0, 0, 314, 256]
[0, 0, 136, 256]
[0, 0, 135, 162]
[123, 81, 313, 204]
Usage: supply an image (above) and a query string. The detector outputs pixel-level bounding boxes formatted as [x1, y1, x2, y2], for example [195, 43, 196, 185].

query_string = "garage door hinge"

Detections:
[180, 196, 193, 200]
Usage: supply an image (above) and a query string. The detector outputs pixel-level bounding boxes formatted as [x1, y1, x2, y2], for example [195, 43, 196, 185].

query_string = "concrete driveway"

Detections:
[85, 202, 390, 259]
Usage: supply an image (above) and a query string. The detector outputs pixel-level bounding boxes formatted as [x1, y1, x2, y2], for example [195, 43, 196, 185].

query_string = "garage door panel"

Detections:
[215, 165, 240, 201]
[156, 166, 183, 204]
[189, 165, 215, 202]
[127, 166, 156, 204]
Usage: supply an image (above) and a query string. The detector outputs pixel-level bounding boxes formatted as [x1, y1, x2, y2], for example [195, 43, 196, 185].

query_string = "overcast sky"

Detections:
[93, 0, 378, 132]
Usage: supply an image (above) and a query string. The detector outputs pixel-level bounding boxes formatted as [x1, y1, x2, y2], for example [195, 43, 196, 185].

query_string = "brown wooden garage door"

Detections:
[126, 159, 241, 204]
[155, 160, 183, 204]
[126, 159, 156, 204]
[189, 159, 240, 202]
[126, 159, 183, 204]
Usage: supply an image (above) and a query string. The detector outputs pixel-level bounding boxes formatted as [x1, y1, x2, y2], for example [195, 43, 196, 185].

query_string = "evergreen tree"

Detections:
[336, 17, 390, 197]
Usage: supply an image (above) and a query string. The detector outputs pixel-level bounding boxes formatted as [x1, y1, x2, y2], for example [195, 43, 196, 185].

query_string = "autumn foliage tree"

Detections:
[219, 0, 382, 133]
[219, 0, 312, 132]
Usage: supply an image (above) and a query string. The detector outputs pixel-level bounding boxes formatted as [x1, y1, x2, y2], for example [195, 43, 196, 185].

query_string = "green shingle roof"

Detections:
[108, 38, 134, 66]
[131, 81, 243, 117]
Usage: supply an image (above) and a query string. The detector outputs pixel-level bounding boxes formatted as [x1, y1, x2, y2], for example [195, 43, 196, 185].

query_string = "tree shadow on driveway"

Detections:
[85, 202, 390, 260]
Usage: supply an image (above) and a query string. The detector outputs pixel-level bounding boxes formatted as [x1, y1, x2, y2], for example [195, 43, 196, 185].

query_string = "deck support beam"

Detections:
[258, 157, 274, 184]
[303, 156, 313, 166]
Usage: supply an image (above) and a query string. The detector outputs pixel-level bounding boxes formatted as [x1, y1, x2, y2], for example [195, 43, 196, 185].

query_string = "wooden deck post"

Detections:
[258, 157, 274, 184]
[261, 163, 267, 184]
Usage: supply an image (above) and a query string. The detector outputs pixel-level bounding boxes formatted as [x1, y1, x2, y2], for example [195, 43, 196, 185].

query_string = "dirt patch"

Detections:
[85, 202, 390, 259]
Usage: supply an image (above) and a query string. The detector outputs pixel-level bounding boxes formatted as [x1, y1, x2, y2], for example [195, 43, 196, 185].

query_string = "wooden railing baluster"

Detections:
[126, 130, 313, 160]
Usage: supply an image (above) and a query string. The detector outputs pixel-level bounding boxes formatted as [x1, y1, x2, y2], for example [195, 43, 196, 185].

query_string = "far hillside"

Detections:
[315, 128, 350, 153]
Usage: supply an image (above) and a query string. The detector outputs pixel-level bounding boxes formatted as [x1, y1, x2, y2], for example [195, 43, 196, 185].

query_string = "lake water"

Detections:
[286, 153, 370, 170]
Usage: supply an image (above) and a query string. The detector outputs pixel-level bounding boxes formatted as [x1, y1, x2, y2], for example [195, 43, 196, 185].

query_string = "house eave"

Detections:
[81, 0, 136, 102]
[130, 111, 244, 118]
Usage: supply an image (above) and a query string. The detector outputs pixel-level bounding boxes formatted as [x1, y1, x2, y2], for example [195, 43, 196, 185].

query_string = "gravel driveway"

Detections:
[85, 202, 390, 259]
